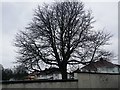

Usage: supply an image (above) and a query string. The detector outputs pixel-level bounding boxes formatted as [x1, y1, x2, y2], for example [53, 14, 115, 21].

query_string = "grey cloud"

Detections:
[1, 1, 118, 68]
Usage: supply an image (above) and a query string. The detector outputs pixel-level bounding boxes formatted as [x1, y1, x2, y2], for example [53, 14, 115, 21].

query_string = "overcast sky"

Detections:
[0, 0, 118, 68]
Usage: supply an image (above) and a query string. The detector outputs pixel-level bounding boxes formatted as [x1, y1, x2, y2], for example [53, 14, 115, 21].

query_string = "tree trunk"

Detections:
[60, 63, 67, 80]
[61, 70, 67, 80]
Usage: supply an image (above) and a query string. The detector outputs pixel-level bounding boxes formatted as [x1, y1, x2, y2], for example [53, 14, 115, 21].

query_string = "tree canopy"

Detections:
[14, 1, 113, 79]
[1, 64, 28, 81]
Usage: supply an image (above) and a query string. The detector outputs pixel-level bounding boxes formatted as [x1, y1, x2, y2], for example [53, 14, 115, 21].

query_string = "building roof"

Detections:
[115, 64, 120, 68]
[81, 58, 116, 71]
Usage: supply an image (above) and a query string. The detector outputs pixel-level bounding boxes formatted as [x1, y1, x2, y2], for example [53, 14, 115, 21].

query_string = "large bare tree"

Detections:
[14, 1, 113, 79]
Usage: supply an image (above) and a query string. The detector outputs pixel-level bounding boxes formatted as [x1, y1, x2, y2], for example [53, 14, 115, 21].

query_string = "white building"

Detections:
[26, 67, 74, 80]
[36, 67, 62, 80]
[80, 58, 120, 73]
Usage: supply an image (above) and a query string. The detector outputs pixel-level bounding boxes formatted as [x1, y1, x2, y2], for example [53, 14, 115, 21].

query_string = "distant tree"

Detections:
[2, 68, 13, 81]
[1, 64, 28, 81]
[0, 64, 3, 80]
[13, 65, 28, 80]
[14, 1, 114, 79]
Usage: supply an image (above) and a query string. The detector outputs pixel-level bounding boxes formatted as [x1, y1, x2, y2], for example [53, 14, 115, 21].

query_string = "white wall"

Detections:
[2, 80, 78, 88]
[97, 67, 119, 73]
[2, 73, 120, 88]
[76, 73, 119, 88]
